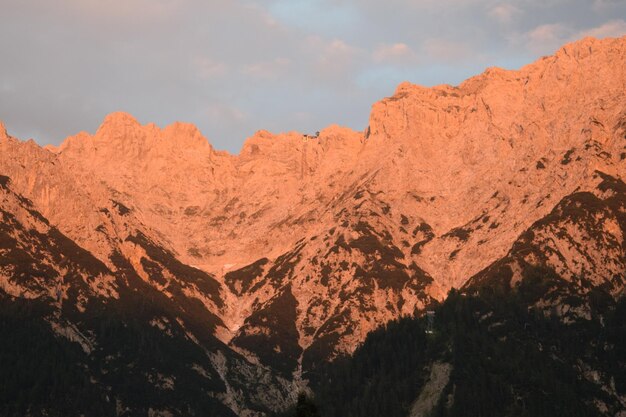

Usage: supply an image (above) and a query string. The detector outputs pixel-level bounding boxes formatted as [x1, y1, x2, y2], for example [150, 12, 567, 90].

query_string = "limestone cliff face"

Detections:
[363, 35, 626, 289]
[0, 152, 292, 416]
[1, 35, 626, 414]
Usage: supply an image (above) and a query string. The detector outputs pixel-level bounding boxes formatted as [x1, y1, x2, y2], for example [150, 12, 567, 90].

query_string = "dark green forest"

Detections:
[0, 296, 236, 417]
[289, 288, 626, 417]
[2, 283, 624, 417]
[0, 298, 111, 417]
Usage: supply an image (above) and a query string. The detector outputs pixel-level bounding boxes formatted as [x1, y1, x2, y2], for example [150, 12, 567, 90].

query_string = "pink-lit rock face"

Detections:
[1, 35, 626, 384]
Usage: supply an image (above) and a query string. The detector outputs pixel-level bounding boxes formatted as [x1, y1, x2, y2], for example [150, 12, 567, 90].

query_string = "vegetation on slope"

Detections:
[304, 282, 625, 417]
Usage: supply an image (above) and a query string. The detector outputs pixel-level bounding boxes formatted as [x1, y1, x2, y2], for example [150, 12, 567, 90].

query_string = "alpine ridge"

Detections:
[1, 35, 626, 416]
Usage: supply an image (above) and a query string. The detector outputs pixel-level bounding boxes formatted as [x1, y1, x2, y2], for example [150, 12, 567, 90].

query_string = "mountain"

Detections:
[1, 35, 625, 416]
[0, 135, 293, 416]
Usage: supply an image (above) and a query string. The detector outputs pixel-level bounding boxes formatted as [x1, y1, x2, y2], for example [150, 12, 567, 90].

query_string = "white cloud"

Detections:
[518, 19, 626, 56]
[323, 39, 358, 55]
[521, 23, 569, 55]
[573, 19, 626, 39]
[528, 23, 567, 43]
[372, 43, 418, 64]
[488, 3, 522, 23]
[241, 58, 292, 79]
[305, 36, 364, 82]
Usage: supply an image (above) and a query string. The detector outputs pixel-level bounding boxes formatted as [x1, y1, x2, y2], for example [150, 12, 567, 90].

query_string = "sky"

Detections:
[1, 0, 625, 153]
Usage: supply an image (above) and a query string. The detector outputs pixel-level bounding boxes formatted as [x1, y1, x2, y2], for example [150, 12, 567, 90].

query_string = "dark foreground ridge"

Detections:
[303, 286, 625, 417]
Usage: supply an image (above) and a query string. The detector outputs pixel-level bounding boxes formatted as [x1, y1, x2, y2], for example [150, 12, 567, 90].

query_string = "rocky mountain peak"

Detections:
[162, 121, 212, 150]
[0, 121, 8, 140]
[96, 111, 141, 136]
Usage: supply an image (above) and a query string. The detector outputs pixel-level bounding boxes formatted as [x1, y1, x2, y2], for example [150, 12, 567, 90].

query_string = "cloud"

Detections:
[517, 19, 626, 56]
[241, 58, 292, 79]
[524, 23, 569, 54]
[592, 0, 626, 12]
[488, 3, 522, 23]
[574, 19, 626, 39]
[305, 36, 365, 83]
[422, 38, 473, 63]
[265, 0, 359, 34]
[193, 57, 228, 79]
[372, 43, 418, 65]
[66, 0, 183, 19]
[205, 103, 247, 123]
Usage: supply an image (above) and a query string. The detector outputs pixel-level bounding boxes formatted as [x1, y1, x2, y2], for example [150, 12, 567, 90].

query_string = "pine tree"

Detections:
[296, 392, 320, 417]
